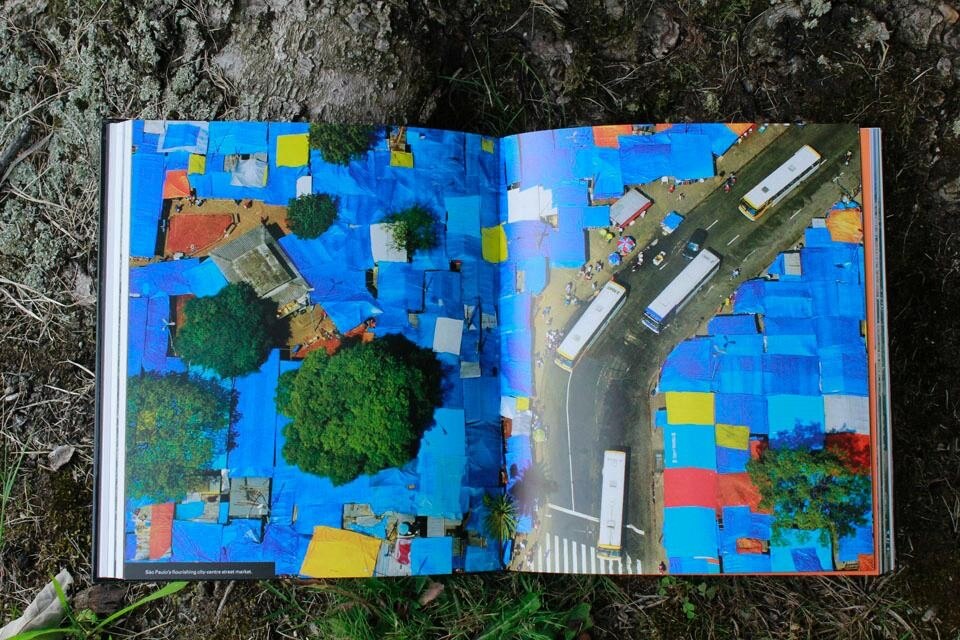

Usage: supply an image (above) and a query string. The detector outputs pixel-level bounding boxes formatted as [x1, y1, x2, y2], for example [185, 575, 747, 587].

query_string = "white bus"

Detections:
[642, 249, 721, 334]
[597, 450, 627, 561]
[738, 145, 823, 220]
[554, 281, 627, 372]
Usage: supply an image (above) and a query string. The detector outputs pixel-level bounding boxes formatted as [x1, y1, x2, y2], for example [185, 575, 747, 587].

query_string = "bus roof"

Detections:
[742, 145, 821, 209]
[556, 281, 627, 360]
[645, 249, 721, 321]
[598, 450, 626, 549]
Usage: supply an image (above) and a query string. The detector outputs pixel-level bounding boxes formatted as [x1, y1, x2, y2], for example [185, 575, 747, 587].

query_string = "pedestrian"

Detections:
[565, 281, 573, 295]
[595, 260, 603, 272]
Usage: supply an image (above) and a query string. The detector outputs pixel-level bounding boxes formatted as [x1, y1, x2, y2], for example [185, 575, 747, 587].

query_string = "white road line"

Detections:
[536, 545, 543, 571]
[553, 535, 560, 571]
[547, 503, 600, 522]
[636, 558, 642, 574]
[591, 547, 597, 573]
[544, 536, 552, 572]
[726, 233, 740, 246]
[658, 262, 668, 270]
[581, 544, 588, 573]
[563, 537, 570, 574]
[564, 370, 576, 511]
[626, 524, 645, 536]
[706, 218, 718, 231]
[570, 539, 577, 573]
[790, 208, 802, 219]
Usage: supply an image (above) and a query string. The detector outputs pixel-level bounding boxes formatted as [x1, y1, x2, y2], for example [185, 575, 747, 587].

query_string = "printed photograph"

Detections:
[124, 122, 505, 577]
[496, 123, 876, 575]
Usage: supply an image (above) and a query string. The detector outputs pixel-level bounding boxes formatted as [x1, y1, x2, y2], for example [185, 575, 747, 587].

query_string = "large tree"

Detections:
[383, 205, 440, 256]
[308, 123, 377, 165]
[126, 372, 232, 502]
[287, 192, 338, 238]
[175, 282, 280, 378]
[277, 334, 443, 485]
[483, 492, 518, 545]
[747, 445, 871, 545]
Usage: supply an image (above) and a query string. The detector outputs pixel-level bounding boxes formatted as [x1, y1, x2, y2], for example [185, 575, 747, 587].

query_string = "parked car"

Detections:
[682, 228, 708, 260]
[653, 251, 667, 267]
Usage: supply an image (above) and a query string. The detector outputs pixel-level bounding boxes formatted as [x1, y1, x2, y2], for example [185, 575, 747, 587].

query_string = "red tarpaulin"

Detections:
[148, 503, 175, 560]
[165, 214, 234, 255]
[663, 468, 718, 508]
[749, 438, 767, 460]
[826, 432, 871, 474]
[735, 537, 765, 554]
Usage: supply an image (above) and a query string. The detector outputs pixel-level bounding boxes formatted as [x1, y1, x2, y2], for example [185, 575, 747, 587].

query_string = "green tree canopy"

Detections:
[384, 205, 439, 256]
[308, 123, 377, 165]
[287, 193, 338, 238]
[277, 334, 444, 485]
[174, 282, 280, 378]
[125, 372, 233, 502]
[747, 445, 871, 545]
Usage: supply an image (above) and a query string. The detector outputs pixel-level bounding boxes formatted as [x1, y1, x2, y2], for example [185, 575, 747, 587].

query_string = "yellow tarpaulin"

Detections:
[299, 526, 381, 578]
[481, 225, 507, 263]
[187, 153, 206, 175]
[664, 391, 715, 426]
[481, 137, 495, 154]
[515, 397, 530, 412]
[715, 424, 749, 450]
[276, 134, 309, 167]
[390, 150, 414, 168]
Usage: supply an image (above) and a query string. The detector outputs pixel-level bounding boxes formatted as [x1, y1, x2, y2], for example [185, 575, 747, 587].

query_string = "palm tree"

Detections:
[483, 492, 518, 545]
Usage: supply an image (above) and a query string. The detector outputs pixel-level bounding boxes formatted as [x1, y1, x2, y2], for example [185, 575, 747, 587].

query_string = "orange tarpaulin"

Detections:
[592, 124, 633, 148]
[725, 123, 754, 136]
[858, 553, 876, 571]
[736, 538, 765, 554]
[716, 472, 765, 513]
[826, 207, 864, 244]
[162, 170, 192, 199]
[148, 503, 175, 560]
[749, 438, 767, 460]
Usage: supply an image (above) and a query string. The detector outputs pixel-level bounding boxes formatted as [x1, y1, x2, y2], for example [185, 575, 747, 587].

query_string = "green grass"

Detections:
[0, 443, 25, 554]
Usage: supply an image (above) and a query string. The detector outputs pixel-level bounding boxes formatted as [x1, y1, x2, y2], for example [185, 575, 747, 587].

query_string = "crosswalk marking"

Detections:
[530, 533, 642, 575]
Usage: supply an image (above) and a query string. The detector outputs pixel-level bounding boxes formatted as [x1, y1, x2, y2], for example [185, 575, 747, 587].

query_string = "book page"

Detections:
[106, 122, 507, 579]
[495, 124, 887, 575]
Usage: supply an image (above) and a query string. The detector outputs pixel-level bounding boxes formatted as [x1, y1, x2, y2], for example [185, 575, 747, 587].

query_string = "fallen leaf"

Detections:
[48, 444, 75, 471]
[418, 580, 444, 606]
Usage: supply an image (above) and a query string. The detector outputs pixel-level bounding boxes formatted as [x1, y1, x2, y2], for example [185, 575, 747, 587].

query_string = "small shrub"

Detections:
[287, 193, 338, 238]
[384, 205, 440, 256]
[308, 123, 377, 165]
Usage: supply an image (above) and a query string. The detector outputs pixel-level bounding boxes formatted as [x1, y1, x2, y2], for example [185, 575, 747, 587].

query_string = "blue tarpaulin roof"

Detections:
[410, 536, 454, 575]
[722, 552, 772, 573]
[663, 506, 719, 558]
[171, 521, 224, 562]
[715, 393, 768, 435]
[207, 121, 269, 155]
[663, 424, 717, 470]
[767, 395, 825, 449]
[130, 258, 201, 297]
[721, 506, 752, 539]
[770, 529, 833, 572]
[669, 556, 721, 574]
[415, 409, 467, 518]
[667, 123, 740, 156]
[520, 257, 548, 295]
[183, 259, 228, 297]
[838, 517, 874, 563]
[659, 338, 715, 392]
[708, 314, 759, 335]
[716, 446, 750, 473]
[424, 270, 462, 318]
[619, 133, 715, 185]
[229, 349, 280, 477]
[130, 152, 166, 257]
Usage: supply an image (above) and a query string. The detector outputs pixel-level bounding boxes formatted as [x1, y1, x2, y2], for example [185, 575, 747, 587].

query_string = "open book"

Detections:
[96, 121, 892, 579]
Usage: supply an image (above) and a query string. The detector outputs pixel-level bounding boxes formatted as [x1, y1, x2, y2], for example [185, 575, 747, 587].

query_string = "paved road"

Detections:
[533, 125, 862, 572]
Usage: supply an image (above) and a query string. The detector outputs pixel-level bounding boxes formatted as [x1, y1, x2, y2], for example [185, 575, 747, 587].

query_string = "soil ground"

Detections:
[2, 0, 960, 638]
